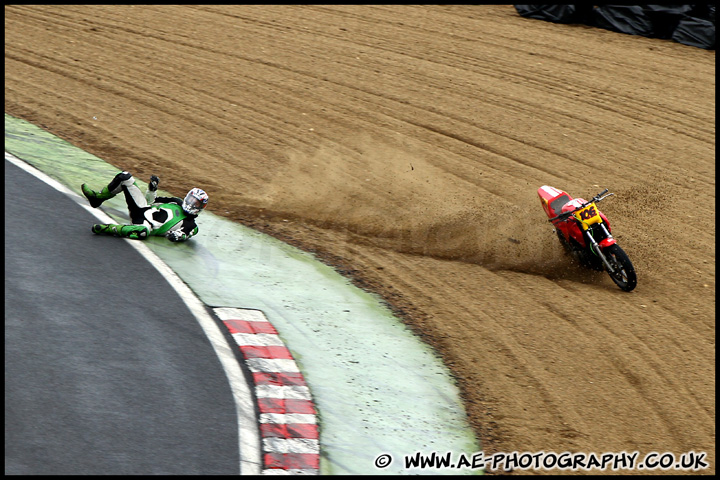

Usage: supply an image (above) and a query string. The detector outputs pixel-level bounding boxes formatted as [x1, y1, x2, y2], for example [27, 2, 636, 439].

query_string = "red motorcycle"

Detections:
[538, 185, 637, 292]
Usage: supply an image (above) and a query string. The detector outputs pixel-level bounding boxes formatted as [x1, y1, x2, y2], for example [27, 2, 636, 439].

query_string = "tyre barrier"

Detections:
[214, 308, 320, 475]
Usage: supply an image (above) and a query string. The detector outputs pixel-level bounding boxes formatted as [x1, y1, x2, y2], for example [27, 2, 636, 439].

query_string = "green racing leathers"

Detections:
[82, 171, 199, 242]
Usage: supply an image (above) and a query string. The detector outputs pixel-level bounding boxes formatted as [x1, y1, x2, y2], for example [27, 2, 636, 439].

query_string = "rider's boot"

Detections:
[81, 171, 134, 208]
[92, 223, 149, 240]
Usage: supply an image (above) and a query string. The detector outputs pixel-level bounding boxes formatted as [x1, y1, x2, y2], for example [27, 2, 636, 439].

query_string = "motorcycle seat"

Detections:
[549, 194, 571, 216]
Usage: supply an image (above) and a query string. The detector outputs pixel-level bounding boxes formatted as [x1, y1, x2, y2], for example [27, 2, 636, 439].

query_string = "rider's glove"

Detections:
[166, 229, 185, 242]
[148, 175, 160, 192]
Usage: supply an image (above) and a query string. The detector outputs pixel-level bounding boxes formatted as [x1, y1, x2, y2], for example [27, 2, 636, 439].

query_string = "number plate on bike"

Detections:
[574, 202, 602, 227]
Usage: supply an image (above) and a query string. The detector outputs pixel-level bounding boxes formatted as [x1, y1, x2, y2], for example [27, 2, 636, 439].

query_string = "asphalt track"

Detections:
[4, 159, 246, 475]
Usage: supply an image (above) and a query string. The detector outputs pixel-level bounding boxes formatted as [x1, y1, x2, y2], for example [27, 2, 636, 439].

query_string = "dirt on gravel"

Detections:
[5, 5, 715, 475]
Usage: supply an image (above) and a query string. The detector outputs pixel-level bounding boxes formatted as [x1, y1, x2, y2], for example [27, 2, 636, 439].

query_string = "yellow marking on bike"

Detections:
[574, 203, 602, 230]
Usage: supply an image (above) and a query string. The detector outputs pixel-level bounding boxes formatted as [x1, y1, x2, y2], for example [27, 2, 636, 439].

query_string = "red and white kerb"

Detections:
[214, 307, 320, 475]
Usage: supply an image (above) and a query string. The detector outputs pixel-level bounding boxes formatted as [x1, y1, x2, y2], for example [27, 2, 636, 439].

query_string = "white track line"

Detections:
[5, 152, 262, 475]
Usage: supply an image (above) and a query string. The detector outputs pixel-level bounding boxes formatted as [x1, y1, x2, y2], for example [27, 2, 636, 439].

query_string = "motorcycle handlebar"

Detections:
[548, 212, 572, 224]
[547, 189, 614, 224]
[594, 191, 614, 203]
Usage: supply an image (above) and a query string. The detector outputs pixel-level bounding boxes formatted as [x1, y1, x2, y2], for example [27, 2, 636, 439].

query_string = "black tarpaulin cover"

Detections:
[641, 5, 694, 38]
[514, 5, 593, 24]
[591, 5, 693, 39]
[591, 5, 655, 36]
[672, 16, 716, 49]
[514, 5, 715, 49]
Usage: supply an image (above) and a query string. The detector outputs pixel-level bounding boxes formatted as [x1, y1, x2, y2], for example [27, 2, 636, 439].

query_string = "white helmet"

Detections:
[182, 188, 208, 215]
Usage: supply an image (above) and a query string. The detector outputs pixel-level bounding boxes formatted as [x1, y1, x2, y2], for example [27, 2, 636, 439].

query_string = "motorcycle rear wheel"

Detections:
[556, 229, 572, 253]
[604, 244, 637, 292]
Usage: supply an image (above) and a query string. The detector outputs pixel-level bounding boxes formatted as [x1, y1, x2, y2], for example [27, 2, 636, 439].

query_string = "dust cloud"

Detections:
[260, 134, 579, 278]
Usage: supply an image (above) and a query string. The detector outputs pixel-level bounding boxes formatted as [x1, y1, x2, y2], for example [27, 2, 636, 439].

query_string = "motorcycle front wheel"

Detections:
[604, 244, 637, 292]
